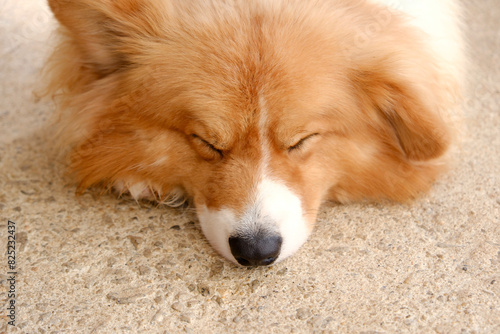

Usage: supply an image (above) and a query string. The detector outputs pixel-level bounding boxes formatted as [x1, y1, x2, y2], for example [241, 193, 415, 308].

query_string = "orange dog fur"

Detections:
[46, 0, 463, 266]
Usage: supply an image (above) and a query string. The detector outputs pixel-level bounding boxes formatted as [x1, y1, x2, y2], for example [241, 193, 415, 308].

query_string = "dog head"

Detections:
[48, 0, 456, 265]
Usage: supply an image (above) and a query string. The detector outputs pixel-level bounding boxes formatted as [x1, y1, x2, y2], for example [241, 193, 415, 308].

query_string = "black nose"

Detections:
[229, 234, 282, 266]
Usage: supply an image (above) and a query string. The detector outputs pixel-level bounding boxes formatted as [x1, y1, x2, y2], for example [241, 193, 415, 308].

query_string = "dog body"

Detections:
[47, 0, 463, 266]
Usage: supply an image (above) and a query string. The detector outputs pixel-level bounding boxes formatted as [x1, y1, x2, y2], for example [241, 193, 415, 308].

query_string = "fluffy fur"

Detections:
[46, 0, 463, 265]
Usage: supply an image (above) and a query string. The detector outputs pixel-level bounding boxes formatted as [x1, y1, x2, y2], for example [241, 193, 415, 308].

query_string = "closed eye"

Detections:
[191, 134, 223, 157]
[288, 133, 320, 152]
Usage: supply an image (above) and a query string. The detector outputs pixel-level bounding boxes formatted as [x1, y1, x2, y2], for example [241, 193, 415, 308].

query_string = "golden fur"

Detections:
[45, 0, 462, 261]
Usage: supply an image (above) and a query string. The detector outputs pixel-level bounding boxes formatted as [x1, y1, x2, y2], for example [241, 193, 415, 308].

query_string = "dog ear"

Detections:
[353, 59, 452, 162]
[48, 0, 167, 76]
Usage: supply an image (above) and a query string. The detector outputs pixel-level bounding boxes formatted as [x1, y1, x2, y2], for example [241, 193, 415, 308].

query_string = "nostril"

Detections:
[261, 257, 276, 266]
[229, 234, 282, 267]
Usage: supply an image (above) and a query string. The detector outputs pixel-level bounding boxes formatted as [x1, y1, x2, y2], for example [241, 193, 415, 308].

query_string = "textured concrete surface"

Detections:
[0, 0, 499, 333]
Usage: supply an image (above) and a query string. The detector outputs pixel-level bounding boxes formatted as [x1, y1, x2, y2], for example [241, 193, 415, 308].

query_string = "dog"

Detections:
[46, 0, 464, 266]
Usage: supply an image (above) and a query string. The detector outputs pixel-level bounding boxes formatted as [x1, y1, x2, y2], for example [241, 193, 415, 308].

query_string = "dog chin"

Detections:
[197, 178, 311, 266]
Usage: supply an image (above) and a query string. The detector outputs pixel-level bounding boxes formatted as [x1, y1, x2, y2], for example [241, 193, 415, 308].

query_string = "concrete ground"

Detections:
[0, 0, 498, 333]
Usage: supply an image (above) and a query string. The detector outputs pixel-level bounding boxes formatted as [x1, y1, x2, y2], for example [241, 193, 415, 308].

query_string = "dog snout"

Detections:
[228, 234, 282, 266]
